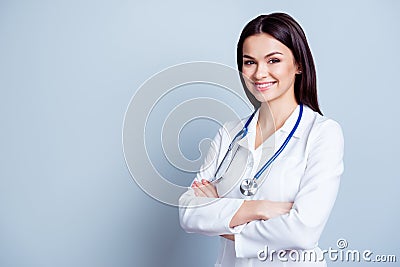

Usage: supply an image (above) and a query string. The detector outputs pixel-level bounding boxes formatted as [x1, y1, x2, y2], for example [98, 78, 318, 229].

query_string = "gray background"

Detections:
[1, 0, 399, 266]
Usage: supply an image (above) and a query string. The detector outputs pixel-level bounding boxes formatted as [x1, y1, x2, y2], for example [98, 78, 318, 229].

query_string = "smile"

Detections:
[254, 81, 277, 91]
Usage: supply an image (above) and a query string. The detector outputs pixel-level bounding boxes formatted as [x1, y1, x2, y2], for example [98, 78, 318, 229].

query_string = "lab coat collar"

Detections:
[236, 104, 307, 150]
[236, 110, 258, 151]
[278, 104, 305, 139]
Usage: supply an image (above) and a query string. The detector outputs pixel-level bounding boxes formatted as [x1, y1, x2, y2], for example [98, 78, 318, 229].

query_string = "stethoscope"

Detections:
[210, 103, 303, 196]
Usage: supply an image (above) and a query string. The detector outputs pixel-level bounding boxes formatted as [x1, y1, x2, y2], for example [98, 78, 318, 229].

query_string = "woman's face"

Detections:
[241, 33, 300, 105]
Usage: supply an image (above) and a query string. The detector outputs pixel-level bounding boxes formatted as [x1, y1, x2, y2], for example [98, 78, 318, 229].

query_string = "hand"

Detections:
[191, 179, 219, 198]
[229, 200, 293, 228]
[261, 200, 293, 220]
[220, 234, 234, 241]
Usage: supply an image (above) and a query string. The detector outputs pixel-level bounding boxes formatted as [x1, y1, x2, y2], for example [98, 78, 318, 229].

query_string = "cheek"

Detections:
[274, 66, 296, 82]
[241, 66, 253, 78]
[242, 67, 252, 88]
[241, 67, 256, 88]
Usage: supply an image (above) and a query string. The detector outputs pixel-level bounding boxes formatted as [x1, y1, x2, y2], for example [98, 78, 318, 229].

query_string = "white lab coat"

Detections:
[179, 105, 344, 266]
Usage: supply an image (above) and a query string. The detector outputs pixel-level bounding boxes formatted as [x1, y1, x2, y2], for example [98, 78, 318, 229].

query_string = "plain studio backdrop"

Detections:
[0, 0, 399, 266]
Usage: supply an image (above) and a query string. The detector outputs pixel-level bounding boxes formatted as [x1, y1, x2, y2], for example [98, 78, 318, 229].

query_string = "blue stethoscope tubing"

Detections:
[212, 103, 303, 196]
[212, 111, 256, 180]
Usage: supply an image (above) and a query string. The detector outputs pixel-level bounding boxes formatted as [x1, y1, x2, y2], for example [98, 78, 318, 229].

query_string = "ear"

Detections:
[295, 62, 302, 75]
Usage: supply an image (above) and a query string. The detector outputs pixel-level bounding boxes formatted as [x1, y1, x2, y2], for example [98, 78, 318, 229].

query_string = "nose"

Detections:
[254, 63, 268, 80]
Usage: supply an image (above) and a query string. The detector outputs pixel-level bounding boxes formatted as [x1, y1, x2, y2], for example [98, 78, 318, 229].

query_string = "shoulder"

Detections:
[219, 113, 252, 136]
[303, 105, 344, 147]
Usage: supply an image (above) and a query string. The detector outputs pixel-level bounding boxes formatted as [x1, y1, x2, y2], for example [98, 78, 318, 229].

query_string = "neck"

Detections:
[258, 98, 298, 132]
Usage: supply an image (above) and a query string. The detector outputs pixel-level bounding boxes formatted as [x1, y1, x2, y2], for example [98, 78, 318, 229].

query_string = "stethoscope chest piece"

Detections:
[239, 178, 258, 196]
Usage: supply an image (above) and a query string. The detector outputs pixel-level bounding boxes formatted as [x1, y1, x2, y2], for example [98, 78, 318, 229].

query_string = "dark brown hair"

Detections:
[237, 13, 322, 115]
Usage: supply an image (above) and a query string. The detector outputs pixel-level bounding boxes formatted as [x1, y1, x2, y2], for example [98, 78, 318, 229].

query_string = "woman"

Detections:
[179, 13, 344, 266]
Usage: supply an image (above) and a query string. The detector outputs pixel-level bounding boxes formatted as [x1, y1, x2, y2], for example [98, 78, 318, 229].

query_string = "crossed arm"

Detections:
[181, 120, 344, 258]
[191, 179, 293, 241]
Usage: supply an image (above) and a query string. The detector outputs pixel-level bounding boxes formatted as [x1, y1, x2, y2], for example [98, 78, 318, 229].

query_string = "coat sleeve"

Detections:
[179, 124, 245, 236]
[234, 119, 344, 258]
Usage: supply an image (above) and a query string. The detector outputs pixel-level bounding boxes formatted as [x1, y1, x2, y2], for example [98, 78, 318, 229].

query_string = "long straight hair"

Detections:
[237, 13, 322, 115]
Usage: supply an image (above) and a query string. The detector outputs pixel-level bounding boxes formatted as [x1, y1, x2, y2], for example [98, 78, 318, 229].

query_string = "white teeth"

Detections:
[256, 82, 274, 88]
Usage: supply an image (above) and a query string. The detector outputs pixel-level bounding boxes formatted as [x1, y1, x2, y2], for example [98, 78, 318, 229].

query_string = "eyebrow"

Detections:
[243, 52, 283, 59]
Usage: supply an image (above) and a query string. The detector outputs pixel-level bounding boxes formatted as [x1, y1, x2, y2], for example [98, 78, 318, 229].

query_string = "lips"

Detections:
[254, 81, 277, 91]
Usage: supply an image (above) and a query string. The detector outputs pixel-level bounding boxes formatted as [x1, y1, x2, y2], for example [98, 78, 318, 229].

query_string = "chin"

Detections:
[253, 92, 273, 103]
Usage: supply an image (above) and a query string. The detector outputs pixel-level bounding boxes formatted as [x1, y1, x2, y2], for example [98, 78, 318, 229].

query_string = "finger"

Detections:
[198, 180, 214, 196]
[198, 179, 218, 198]
[192, 186, 206, 197]
[193, 180, 203, 188]
[191, 180, 205, 191]
[192, 180, 218, 197]
[194, 181, 211, 196]
[191, 180, 200, 187]
[192, 180, 210, 196]
[202, 180, 219, 197]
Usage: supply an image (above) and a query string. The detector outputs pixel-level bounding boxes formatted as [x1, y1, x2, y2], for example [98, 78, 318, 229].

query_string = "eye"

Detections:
[268, 58, 280, 64]
[243, 60, 255, 65]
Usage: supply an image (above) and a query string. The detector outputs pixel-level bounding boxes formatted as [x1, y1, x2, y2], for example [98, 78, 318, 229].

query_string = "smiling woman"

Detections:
[179, 13, 344, 267]
[242, 34, 300, 107]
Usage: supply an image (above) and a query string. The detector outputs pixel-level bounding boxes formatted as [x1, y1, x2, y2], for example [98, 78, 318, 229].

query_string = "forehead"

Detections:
[242, 33, 292, 56]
